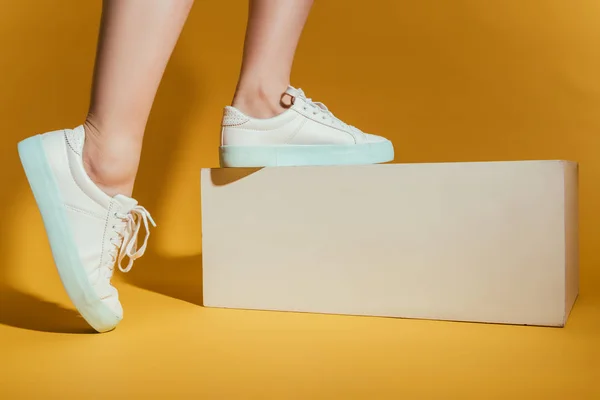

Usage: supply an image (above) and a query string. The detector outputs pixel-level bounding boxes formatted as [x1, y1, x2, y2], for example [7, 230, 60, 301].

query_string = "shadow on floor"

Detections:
[125, 253, 203, 306]
[0, 285, 95, 334]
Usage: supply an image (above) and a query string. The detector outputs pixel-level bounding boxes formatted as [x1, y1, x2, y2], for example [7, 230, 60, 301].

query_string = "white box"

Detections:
[201, 161, 579, 327]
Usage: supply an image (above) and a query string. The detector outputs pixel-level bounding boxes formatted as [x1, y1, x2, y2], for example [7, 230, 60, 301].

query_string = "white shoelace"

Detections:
[108, 205, 156, 275]
[286, 87, 356, 130]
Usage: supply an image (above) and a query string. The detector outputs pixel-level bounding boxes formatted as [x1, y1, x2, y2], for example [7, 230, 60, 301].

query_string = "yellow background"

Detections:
[1, 0, 599, 398]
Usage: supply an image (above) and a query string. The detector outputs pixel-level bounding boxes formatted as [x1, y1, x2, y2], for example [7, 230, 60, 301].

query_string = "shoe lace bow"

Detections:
[108, 205, 156, 274]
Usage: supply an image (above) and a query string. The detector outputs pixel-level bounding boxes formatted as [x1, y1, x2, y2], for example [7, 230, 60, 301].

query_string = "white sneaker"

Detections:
[219, 86, 394, 167]
[17, 126, 155, 333]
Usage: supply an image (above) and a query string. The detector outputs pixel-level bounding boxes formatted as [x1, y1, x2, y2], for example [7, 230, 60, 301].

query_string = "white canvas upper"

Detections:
[221, 86, 390, 147]
[31, 126, 155, 329]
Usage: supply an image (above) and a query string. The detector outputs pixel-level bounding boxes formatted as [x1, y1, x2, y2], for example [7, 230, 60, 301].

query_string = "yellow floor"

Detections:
[1, 268, 599, 399]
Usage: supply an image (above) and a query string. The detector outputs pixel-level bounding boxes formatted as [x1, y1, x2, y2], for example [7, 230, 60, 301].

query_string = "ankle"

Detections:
[232, 82, 289, 119]
[82, 118, 139, 197]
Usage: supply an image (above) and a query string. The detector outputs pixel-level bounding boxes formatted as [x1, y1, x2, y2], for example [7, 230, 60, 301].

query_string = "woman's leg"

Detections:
[18, 0, 194, 333]
[84, 0, 194, 197]
[231, 0, 314, 118]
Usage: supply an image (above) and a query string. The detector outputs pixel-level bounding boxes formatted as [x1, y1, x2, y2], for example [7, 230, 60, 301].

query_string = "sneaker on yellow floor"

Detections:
[219, 85, 395, 167]
[18, 126, 155, 333]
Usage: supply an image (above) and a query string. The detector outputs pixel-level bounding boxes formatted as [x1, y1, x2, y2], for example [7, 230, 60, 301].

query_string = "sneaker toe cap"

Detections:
[102, 294, 124, 321]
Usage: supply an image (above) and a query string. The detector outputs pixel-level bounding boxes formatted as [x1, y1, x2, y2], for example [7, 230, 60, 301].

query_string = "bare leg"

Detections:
[232, 0, 314, 119]
[83, 0, 194, 197]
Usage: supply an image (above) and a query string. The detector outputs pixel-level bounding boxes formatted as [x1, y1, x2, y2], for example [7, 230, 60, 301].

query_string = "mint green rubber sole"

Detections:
[18, 135, 120, 333]
[219, 140, 394, 168]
